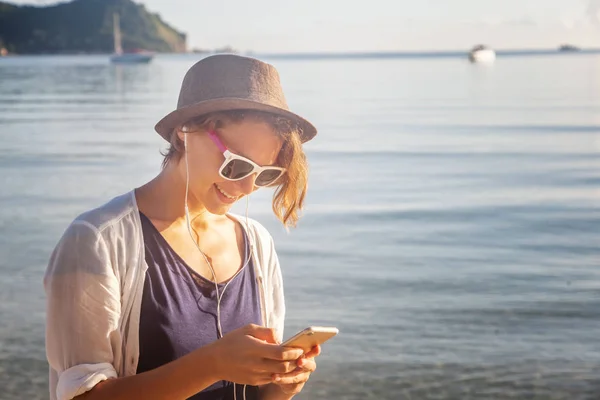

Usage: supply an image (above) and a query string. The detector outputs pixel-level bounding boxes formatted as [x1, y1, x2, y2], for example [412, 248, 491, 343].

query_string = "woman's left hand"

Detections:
[271, 345, 321, 396]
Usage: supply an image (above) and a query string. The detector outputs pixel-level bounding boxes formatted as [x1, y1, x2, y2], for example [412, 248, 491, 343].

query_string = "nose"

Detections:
[237, 173, 258, 195]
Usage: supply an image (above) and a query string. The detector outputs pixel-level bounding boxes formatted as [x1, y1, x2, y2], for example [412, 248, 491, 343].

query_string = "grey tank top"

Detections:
[136, 212, 261, 400]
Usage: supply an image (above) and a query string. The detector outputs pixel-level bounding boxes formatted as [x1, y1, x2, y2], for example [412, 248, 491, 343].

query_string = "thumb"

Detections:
[244, 324, 279, 344]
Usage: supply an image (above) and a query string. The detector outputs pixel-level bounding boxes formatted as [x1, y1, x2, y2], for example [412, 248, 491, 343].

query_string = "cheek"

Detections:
[186, 151, 221, 187]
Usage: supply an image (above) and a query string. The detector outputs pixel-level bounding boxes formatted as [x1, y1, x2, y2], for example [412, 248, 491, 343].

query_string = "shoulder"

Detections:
[229, 213, 275, 248]
[229, 214, 281, 273]
[47, 191, 141, 276]
[72, 190, 139, 235]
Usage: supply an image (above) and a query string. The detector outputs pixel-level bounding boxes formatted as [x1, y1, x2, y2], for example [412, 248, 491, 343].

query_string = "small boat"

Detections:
[110, 49, 154, 64]
[110, 13, 154, 64]
[468, 45, 496, 63]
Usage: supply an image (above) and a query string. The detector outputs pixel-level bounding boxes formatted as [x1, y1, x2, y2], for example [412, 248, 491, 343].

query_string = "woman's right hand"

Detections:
[207, 324, 304, 386]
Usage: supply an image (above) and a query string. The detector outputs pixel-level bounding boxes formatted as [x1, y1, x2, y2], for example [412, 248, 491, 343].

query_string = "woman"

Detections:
[44, 54, 321, 400]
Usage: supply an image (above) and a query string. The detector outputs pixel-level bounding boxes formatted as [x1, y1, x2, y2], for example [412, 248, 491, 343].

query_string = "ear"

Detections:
[176, 126, 187, 142]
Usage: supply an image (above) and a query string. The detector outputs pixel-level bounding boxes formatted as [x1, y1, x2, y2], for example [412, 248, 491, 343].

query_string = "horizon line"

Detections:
[246, 47, 600, 58]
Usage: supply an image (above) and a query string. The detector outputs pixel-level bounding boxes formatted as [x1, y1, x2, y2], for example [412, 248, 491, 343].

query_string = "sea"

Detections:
[0, 51, 599, 399]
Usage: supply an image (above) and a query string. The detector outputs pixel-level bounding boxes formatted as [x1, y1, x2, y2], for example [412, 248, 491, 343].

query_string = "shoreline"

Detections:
[1, 48, 599, 60]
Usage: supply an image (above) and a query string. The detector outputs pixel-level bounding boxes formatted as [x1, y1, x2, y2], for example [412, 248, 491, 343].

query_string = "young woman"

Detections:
[44, 54, 321, 400]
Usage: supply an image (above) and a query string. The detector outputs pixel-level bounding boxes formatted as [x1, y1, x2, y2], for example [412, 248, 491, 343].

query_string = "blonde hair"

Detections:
[162, 110, 309, 228]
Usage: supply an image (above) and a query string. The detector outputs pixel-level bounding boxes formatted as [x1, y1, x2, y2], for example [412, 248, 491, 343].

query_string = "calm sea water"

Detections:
[0, 52, 599, 399]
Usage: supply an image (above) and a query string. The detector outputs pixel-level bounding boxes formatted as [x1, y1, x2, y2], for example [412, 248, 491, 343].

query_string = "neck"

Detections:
[135, 161, 219, 231]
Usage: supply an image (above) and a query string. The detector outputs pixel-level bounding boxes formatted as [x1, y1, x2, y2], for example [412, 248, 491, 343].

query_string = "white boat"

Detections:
[468, 45, 496, 63]
[110, 13, 154, 64]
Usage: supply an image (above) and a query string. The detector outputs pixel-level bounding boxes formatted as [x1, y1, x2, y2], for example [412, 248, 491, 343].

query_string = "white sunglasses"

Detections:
[208, 130, 286, 187]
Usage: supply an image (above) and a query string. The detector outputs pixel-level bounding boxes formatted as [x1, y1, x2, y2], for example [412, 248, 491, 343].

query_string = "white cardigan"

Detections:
[44, 191, 286, 400]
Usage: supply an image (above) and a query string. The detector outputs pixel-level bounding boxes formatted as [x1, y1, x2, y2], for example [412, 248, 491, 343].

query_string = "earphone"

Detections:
[183, 129, 253, 400]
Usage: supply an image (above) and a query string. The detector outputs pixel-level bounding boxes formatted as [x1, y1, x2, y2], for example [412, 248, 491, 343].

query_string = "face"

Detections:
[177, 119, 283, 215]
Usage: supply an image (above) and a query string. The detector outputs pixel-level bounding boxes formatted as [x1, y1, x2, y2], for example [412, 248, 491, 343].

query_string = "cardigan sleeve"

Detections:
[44, 221, 121, 400]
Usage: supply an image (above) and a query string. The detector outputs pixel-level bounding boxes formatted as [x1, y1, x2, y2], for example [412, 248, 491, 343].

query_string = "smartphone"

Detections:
[280, 326, 339, 352]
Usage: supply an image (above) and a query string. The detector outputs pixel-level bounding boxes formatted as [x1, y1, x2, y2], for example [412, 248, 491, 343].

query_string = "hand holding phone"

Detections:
[280, 326, 339, 353]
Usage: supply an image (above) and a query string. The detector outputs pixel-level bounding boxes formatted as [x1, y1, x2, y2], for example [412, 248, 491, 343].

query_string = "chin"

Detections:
[206, 202, 234, 216]
[205, 185, 240, 214]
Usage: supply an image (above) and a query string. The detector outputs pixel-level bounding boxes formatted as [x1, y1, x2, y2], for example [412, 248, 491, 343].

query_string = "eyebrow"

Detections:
[226, 141, 281, 167]
[225, 141, 250, 160]
[212, 129, 281, 167]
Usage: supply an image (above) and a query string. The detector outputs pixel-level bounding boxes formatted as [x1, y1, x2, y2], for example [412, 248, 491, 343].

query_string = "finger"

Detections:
[244, 324, 278, 344]
[303, 345, 321, 359]
[273, 369, 311, 385]
[259, 359, 297, 374]
[256, 342, 304, 361]
[296, 357, 316, 372]
[248, 373, 277, 387]
[261, 373, 279, 385]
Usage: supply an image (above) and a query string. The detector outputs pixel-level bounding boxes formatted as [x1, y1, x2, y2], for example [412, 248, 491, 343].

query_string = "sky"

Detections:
[8, 0, 600, 53]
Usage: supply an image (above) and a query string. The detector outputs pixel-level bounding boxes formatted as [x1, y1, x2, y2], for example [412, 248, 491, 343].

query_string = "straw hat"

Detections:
[155, 54, 317, 143]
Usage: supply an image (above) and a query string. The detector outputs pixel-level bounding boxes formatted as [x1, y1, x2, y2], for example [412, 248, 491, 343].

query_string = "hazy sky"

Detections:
[9, 0, 600, 52]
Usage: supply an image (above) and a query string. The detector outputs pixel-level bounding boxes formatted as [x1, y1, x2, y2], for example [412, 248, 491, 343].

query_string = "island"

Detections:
[0, 0, 186, 55]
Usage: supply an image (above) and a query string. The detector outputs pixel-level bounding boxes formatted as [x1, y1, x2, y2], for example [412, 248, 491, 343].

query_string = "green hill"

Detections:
[0, 0, 186, 54]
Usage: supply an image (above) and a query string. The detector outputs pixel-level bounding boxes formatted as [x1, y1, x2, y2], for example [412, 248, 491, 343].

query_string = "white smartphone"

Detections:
[280, 326, 339, 352]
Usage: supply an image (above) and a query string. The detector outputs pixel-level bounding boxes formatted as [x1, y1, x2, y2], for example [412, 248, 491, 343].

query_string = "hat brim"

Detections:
[155, 98, 317, 143]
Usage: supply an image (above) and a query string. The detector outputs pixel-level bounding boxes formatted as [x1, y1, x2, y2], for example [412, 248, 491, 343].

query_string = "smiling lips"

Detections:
[214, 183, 238, 201]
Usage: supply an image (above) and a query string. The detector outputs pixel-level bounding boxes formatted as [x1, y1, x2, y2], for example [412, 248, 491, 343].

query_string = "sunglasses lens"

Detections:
[222, 159, 254, 180]
[256, 169, 283, 186]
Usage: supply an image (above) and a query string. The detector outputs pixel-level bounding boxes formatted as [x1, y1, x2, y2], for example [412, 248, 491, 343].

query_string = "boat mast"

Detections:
[113, 13, 123, 54]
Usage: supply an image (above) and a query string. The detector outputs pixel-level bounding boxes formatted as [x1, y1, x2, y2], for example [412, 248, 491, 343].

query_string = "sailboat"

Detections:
[110, 13, 154, 64]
